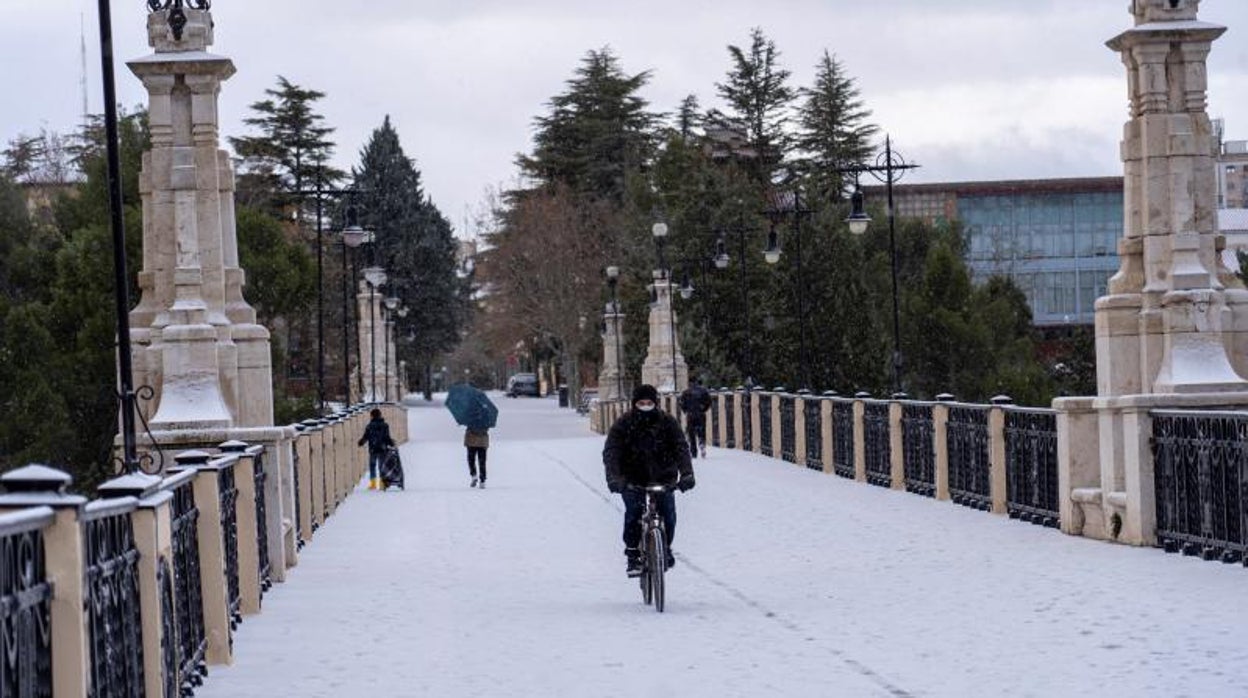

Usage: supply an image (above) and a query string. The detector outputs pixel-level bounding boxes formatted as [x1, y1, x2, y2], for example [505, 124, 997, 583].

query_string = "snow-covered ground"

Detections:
[197, 394, 1248, 697]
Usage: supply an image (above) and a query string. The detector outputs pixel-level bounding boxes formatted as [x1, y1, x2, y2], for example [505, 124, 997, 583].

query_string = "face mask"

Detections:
[637, 404, 655, 412]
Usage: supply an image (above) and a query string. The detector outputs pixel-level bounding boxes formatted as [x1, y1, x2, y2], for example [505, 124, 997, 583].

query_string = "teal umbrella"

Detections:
[445, 384, 498, 430]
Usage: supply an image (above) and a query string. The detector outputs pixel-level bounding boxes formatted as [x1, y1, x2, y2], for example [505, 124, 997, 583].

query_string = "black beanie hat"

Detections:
[632, 384, 660, 405]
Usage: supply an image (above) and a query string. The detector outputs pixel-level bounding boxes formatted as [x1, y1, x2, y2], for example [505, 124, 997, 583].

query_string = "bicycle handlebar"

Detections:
[624, 483, 678, 494]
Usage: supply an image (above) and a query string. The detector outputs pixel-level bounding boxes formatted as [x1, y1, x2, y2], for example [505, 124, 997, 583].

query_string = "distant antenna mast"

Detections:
[80, 12, 90, 125]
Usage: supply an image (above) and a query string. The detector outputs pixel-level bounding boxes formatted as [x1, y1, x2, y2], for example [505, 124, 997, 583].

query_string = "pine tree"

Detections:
[519, 48, 659, 203]
[229, 76, 343, 209]
[716, 28, 795, 182]
[795, 51, 879, 199]
[354, 117, 466, 398]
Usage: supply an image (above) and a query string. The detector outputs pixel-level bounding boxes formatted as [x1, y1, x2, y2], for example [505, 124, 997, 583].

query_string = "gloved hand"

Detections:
[678, 475, 696, 492]
[607, 480, 624, 494]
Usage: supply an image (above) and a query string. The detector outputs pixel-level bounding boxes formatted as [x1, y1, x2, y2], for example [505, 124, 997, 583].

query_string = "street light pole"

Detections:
[315, 166, 326, 413]
[843, 135, 919, 395]
[97, 0, 138, 473]
[765, 186, 812, 390]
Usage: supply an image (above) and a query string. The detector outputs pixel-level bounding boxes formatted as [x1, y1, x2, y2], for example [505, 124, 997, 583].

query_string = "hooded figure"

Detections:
[602, 384, 695, 576]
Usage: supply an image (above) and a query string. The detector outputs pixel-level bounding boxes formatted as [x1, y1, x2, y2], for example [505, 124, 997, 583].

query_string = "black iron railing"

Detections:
[741, 392, 754, 451]
[158, 557, 178, 698]
[710, 394, 721, 448]
[83, 498, 145, 697]
[804, 398, 823, 471]
[1152, 410, 1247, 565]
[863, 401, 891, 488]
[780, 396, 796, 463]
[947, 405, 991, 511]
[0, 507, 54, 698]
[832, 400, 855, 479]
[167, 471, 206, 694]
[902, 402, 936, 497]
[1005, 408, 1059, 528]
[291, 444, 304, 550]
[218, 465, 242, 632]
[758, 394, 773, 457]
[725, 393, 736, 449]
[252, 449, 272, 596]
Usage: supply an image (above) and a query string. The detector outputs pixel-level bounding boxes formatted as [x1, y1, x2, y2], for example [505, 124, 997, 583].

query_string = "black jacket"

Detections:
[358, 418, 395, 454]
[678, 385, 712, 424]
[603, 408, 693, 489]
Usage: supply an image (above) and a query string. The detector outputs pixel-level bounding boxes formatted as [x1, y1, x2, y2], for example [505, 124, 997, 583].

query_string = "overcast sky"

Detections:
[3, 1, 1247, 237]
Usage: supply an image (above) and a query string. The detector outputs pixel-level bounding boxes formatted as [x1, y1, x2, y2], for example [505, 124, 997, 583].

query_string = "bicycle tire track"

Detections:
[533, 444, 915, 698]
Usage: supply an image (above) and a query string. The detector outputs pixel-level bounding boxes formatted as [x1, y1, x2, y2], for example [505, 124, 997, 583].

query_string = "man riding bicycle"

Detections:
[603, 384, 695, 577]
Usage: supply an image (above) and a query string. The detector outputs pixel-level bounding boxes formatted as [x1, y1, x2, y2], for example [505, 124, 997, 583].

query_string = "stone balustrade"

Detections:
[0, 402, 405, 697]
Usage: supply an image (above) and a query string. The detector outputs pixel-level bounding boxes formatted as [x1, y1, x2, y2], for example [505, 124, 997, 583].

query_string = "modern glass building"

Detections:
[868, 177, 1123, 327]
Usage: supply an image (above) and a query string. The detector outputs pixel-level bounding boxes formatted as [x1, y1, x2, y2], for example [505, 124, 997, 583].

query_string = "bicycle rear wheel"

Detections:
[647, 527, 666, 613]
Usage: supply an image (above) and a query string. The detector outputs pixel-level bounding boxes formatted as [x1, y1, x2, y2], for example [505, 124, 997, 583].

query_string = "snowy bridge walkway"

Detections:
[198, 396, 1248, 697]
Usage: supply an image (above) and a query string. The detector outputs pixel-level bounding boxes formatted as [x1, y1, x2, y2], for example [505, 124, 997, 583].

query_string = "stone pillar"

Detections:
[357, 280, 385, 402]
[128, 8, 243, 431]
[1056, 0, 1248, 546]
[641, 273, 688, 393]
[598, 302, 626, 401]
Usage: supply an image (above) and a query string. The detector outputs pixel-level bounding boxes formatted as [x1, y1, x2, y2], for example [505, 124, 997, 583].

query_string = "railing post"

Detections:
[934, 394, 953, 500]
[750, 391, 762, 454]
[293, 425, 314, 544]
[302, 419, 326, 527]
[1054, 396, 1103, 537]
[821, 393, 835, 475]
[0, 465, 89, 698]
[715, 393, 726, 447]
[168, 450, 234, 666]
[98, 472, 173, 698]
[989, 395, 1013, 515]
[1119, 404, 1157, 545]
[853, 392, 868, 482]
[889, 398, 905, 490]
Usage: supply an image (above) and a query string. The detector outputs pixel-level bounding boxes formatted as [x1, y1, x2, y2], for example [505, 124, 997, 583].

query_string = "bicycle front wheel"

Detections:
[647, 528, 666, 613]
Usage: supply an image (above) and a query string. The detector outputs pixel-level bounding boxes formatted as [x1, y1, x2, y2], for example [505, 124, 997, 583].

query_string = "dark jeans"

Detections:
[467, 446, 487, 481]
[368, 450, 386, 479]
[622, 489, 676, 555]
[686, 418, 706, 457]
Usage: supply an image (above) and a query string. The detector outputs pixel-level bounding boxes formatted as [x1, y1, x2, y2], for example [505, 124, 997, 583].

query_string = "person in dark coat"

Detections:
[678, 377, 713, 459]
[464, 427, 490, 488]
[603, 384, 695, 577]
[358, 408, 395, 490]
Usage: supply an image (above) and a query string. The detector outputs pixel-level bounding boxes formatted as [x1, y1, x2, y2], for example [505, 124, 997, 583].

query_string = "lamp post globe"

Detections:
[846, 188, 871, 235]
[651, 221, 669, 238]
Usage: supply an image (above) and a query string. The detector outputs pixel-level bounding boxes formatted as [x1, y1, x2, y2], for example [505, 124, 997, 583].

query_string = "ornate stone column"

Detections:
[641, 272, 688, 393]
[598, 301, 626, 401]
[1056, 0, 1248, 546]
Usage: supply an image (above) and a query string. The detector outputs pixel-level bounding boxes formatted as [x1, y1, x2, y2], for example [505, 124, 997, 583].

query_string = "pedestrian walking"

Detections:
[678, 376, 713, 458]
[465, 427, 490, 488]
[358, 408, 396, 490]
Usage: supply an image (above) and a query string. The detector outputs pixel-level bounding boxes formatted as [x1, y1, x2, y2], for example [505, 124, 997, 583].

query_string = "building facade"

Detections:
[867, 177, 1123, 327]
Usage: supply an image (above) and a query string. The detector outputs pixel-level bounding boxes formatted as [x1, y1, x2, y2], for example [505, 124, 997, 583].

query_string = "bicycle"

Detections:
[630, 483, 676, 613]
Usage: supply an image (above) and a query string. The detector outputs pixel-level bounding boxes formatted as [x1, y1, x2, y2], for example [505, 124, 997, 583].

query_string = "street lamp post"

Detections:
[714, 223, 766, 387]
[842, 135, 919, 395]
[97, 0, 139, 472]
[340, 206, 367, 405]
[396, 306, 408, 400]
[765, 186, 814, 390]
[606, 266, 624, 400]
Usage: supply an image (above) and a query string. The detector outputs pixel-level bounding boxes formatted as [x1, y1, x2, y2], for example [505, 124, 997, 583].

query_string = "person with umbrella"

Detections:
[446, 383, 499, 488]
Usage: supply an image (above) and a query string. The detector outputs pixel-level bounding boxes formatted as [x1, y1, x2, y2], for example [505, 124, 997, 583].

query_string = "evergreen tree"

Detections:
[354, 117, 466, 398]
[229, 76, 344, 209]
[519, 48, 659, 203]
[716, 28, 795, 182]
[795, 51, 879, 199]
[676, 94, 701, 140]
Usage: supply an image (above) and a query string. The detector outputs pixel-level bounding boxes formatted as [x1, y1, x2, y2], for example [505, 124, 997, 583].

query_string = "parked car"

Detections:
[506, 373, 540, 397]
